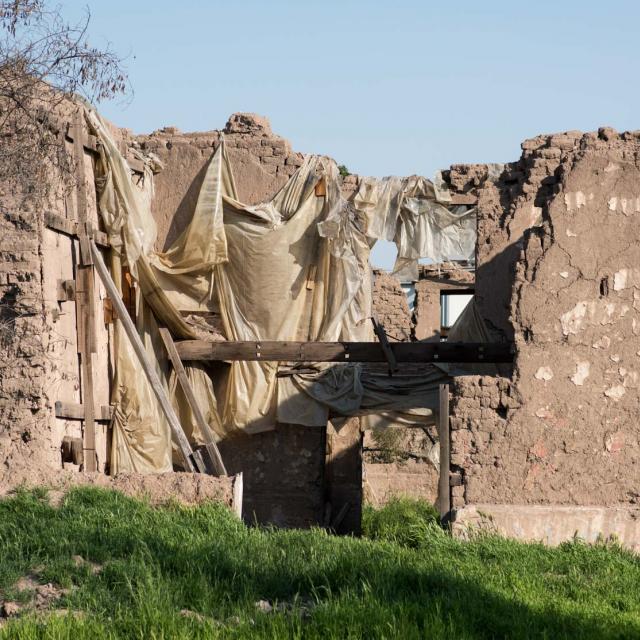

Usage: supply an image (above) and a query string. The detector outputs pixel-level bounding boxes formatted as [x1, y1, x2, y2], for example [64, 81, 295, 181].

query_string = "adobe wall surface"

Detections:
[218, 424, 325, 528]
[363, 427, 439, 506]
[372, 269, 412, 341]
[0, 100, 113, 492]
[134, 114, 305, 250]
[449, 129, 640, 521]
[413, 263, 474, 341]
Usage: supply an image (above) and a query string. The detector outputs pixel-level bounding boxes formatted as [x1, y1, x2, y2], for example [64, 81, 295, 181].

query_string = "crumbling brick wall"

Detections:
[0, 103, 113, 489]
[372, 269, 412, 341]
[450, 128, 640, 510]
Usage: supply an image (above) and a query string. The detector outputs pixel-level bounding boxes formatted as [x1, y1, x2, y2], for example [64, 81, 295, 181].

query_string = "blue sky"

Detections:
[62, 0, 640, 268]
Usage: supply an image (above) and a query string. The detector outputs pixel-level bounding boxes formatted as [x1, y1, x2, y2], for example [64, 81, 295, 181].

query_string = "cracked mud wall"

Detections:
[0, 102, 113, 490]
[450, 129, 640, 510]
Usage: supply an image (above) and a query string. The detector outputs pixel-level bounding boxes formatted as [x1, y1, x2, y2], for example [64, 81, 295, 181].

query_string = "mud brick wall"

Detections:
[450, 129, 640, 509]
[135, 113, 305, 250]
[363, 427, 439, 506]
[0, 206, 55, 483]
[0, 101, 123, 492]
[219, 424, 325, 528]
[413, 264, 474, 341]
[372, 269, 412, 341]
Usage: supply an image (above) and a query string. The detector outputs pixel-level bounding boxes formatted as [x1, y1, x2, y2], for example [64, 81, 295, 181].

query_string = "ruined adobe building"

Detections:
[1, 106, 639, 548]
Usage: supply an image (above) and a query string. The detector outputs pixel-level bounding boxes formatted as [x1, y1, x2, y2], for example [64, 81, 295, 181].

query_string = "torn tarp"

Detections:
[87, 104, 480, 473]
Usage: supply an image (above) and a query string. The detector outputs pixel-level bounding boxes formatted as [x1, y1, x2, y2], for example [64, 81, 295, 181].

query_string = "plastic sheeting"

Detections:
[87, 105, 479, 473]
[353, 175, 476, 281]
[276, 298, 494, 428]
[276, 363, 446, 427]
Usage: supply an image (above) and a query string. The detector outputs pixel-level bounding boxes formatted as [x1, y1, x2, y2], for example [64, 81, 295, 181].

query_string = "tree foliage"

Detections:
[0, 0, 128, 193]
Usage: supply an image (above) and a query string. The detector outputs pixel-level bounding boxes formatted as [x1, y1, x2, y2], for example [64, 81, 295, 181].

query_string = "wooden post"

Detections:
[232, 472, 243, 519]
[158, 327, 227, 476]
[438, 383, 451, 520]
[89, 241, 201, 473]
[73, 108, 97, 472]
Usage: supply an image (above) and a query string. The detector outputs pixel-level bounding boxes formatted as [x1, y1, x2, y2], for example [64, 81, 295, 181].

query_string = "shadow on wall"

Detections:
[163, 157, 214, 250]
[218, 423, 326, 530]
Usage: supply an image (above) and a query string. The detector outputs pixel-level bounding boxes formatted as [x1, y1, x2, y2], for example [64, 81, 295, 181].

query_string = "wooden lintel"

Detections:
[45, 211, 110, 248]
[175, 340, 514, 364]
[55, 400, 113, 422]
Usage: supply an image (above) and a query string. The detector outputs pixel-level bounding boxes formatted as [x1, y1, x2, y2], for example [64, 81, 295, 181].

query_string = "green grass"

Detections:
[0, 490, 639, 639]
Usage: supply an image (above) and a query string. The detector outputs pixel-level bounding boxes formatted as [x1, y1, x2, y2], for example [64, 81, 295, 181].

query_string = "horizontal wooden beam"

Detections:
[55, 401, 113, 422]
[45, 211, 110, 248]
[175, 340, 513, 364]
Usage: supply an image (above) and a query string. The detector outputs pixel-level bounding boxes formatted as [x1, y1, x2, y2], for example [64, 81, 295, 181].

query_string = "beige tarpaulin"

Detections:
[87, 105, 479, 473]
[88, 108, 375, 469]
[276, 297, 493, 428]
[277, 363, 446, 427]
[354, 175, 476, 280]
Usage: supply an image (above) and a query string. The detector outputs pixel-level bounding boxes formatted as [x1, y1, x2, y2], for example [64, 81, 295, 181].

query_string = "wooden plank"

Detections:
[158, 327, 227, 476]
[175, 340, 514, 364]
[73, 110, 88, 223]
[90, 240, 200, 472]
[55, 401, 113, 422]
[45, 211, 110, 248]
[449, 193, 478, 206]
[371, 316, 398, 373]
[232, 472, 243, 519]
[72, 111, 98, 472]
[438, 383, 451, 520]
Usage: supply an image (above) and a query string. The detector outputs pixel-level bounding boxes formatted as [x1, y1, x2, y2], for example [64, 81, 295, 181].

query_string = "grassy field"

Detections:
[0, 489, 639, 639]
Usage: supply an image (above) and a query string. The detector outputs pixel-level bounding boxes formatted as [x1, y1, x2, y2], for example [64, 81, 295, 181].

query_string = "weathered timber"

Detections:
[438, 383, 451, 520]
[158, 327, 227, 476]
[90, 241, 200, 473]
[55, 401, 113, 422]
[61, 436, 84, 465]
[74, 110, 97, 472]
[175, 340, 514, 363]
[371, 316, 398, 373]
[45, 211, 110, 248]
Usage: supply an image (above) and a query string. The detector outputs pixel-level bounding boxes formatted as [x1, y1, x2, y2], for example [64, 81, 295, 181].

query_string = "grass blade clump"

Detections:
[1, 488, 640, 639]
[362, 497, 443, 547]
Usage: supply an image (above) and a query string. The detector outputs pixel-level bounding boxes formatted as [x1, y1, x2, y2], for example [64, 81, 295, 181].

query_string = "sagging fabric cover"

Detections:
[354, 175, 476, 280]
[86, 107, 478, 473]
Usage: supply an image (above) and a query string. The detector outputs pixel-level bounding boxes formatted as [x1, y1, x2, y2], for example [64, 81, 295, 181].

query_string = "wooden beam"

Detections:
[90, 240, 201, 473]
[438, 383, 451, 520]
[45, 211, 110, 248]
[158, 327, 227, 476]
[73, 110, 98, 472]
[175, 340, 514, 364]
[371, 316, 398, 374]
[232, 472, 243, 519]
[55, 401, 113, 422]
